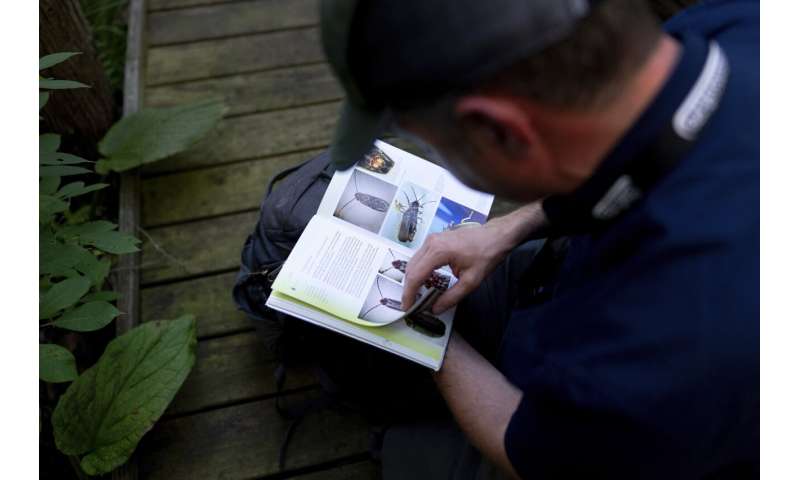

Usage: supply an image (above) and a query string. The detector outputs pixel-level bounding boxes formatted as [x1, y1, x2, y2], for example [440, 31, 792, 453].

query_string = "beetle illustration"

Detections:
[379, 249, 451, 290]
[335, 171, 390, 218]
[360, 276, 414, 322]
[394, 186, 436, 243]
[405, 311, 446, 338]
[358, 147, 395, 174]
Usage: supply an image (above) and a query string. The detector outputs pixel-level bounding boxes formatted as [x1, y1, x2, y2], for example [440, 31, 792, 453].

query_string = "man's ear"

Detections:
[453, 95, 543, 160]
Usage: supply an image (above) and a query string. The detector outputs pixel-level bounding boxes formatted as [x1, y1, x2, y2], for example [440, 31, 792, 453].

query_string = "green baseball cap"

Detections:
[320, 0, 597, 170]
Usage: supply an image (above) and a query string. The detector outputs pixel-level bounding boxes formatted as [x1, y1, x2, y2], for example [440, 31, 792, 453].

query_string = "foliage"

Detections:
[52, 315, 197, 475]
[39, 52, 215, 475]
[96, 99, 226, 174]
[80, 0, 129, 90]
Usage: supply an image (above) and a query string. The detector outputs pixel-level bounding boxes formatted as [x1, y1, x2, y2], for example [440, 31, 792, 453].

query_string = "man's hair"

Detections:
[395, 0, 662, 128]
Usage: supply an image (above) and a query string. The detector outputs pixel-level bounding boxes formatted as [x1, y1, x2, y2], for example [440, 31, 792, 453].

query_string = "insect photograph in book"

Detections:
[379, 181, 440, 249]
[358, 146, 396, 178]
[334, 169, 398, 234]
[358, 275, 447, 337]
[429, 197, 488, 235]
[379, 248, 454, 291]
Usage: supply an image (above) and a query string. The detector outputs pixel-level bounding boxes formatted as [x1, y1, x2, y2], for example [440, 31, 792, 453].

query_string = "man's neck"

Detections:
[540, 34, 682, 192]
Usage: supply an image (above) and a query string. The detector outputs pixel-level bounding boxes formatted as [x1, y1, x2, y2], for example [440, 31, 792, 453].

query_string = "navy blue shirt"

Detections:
[501, 1, 759, 478]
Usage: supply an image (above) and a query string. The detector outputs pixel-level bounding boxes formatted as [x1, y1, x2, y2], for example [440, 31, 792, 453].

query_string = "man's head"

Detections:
[322, 0, 665, 201]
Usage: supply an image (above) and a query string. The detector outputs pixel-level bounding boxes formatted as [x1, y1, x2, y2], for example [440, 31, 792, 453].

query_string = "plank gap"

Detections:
[150, 22, 319, 48]
[142, 144, 331, 178]
[149, 0, 259, 13]
[141, 266, 242, 288]
[146, 59, 328, 88]
[165, 384, 321, 421]
[256, 453, 375, 480]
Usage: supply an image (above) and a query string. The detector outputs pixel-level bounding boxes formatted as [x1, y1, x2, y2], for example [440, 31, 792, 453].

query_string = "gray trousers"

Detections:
[382, 240, 547, 480]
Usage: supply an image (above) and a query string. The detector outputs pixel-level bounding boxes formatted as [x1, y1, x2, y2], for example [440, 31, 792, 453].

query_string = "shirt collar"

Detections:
[542, 33, 726, 234]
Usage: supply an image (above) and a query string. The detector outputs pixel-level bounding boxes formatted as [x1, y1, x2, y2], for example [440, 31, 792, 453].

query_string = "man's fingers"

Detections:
[402, 237, 450, 309]
[431, 272, 477, 314]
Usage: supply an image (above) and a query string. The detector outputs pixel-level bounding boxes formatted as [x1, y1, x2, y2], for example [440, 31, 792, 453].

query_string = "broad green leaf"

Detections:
[59, 220, 117, 240]
[40, 151, 92, 165]
[40, 92, 50, 110]
[52, 316, 197, 475]
[40, 276, 92, 319]
[39, 78, 90, 90]
[57, 182, 108, 199]
[40, 133, 60, 153]
[40, 165, 92, 177]
[96, 99, 225, 174]
[40, 237, 91, 277]
[40, 176, 60, 195]
[82, 291, 121, 303]
[80, 230, 140, 254]
[40, 52, 81, 70]
[53, 301, 119, 332]
[76, 253, 111, 287]
[39, 344, 78, 383]
[40, 195, 69, 223]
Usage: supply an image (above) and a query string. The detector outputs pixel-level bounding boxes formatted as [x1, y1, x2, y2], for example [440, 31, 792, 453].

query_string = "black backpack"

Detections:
[232, 149, 446, 467]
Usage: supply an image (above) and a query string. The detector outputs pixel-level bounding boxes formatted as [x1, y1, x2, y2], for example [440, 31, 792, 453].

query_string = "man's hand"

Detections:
[402, 202, 549, 314]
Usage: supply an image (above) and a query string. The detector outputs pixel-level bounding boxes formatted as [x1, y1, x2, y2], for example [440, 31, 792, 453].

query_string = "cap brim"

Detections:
[330, 100, 387, 170]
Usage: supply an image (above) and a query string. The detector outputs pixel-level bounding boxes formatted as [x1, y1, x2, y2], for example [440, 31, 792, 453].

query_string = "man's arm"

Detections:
[402, 201, 549, 312]
[433, 332, 523, 479]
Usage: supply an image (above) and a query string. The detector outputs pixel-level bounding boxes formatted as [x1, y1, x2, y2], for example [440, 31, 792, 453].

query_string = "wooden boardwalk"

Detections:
[135, 0, 378, 478]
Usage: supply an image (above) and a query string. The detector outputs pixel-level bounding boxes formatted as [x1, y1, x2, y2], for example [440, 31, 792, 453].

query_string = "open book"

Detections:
[266, 140, 494, 370]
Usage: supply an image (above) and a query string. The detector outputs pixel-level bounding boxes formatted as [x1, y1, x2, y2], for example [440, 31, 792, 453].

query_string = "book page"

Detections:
[316, 140, 494, 257]
[272, 215, 455, 327]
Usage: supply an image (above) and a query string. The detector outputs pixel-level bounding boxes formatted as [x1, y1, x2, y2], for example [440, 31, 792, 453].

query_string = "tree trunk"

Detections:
[39, 0, 115, 149]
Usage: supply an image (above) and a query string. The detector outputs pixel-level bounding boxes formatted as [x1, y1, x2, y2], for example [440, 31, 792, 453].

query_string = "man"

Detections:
[320, 0, 758, 478]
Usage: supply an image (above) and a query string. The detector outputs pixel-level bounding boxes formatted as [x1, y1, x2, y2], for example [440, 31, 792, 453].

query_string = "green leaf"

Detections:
[40, 237, 91, 277]
[57, 182, 108, 199]
[40, 52, 81, 70]
[40, 176, 60, 195]
[39, 344, 78, 383]
[39, 78, 90, 90]
[40, 276, 92, 319]
[96, 99, 225, 174]
[40, 165, 92, 177]
[76, 254, 111, 287]
[53, 301, 119, 332]
[52, 316, 197, 475]
[40, 151, 92, 165]
[82, 291, 121, 303]
[40, 92, 50, 110]
[80, 230, 140, 254]
[40, 194, 69, 223]
[40, 133, 61, 153]
[59, 220, 116, 240]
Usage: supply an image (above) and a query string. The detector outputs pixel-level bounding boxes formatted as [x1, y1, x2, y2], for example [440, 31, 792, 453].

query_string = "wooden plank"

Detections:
[149, 0, 317, 46]
[143, 101, 338, 175]
[141, 271, 250, 338]
[141, 210, 257, 284]
[287, 461, 380, 480]
[145, 63, 342, 117]
[142, 149, 322, 227]
[139, 393, 371, 480]
[167, 331, 317, 416]
[150, 0, 235, 11]
[146, 26, 322, 85]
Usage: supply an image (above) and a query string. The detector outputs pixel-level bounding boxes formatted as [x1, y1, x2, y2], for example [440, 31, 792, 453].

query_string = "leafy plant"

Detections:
[80, 0, 129, 90]
[52, 316, 196, 475]
[39, 52, 218, 475]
